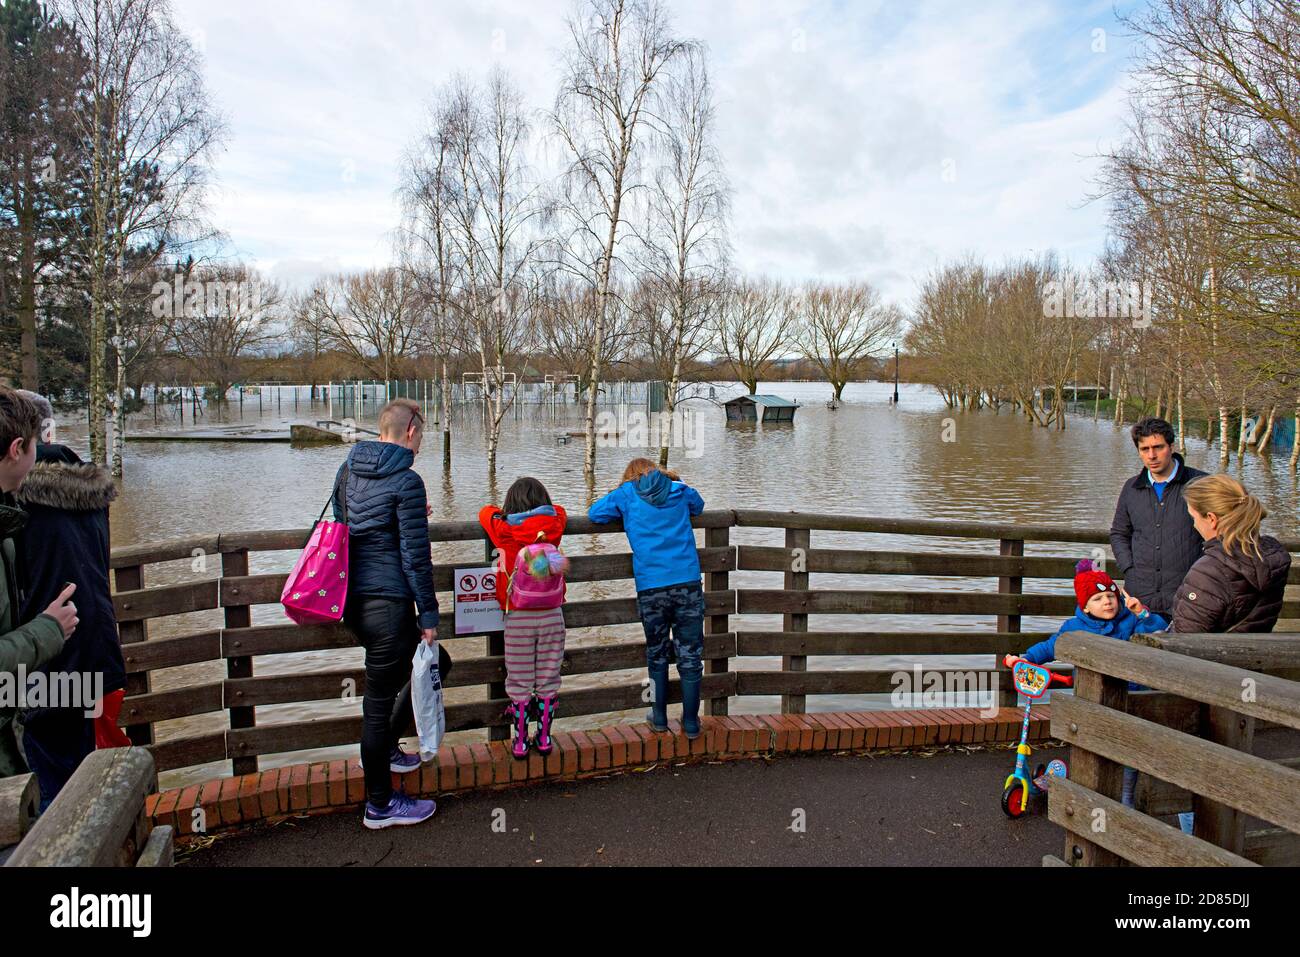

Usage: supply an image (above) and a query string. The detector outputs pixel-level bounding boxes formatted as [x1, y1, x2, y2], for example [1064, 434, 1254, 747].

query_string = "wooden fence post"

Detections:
[997, 538, 1024, 708]
[782, 526, 810, 715]
[1062, 666, 1127, 866]
[113, 563, 152, 747]
[485, 537, 508, 742]
[705, 523, 730, 716]
[7, 748, 158, 867]
[222, 547, 257, 775]
[1193, 705, 1255, 854]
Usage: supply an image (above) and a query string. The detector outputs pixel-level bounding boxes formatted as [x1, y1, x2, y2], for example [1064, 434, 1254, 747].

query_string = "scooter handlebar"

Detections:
[1004, 655, 1074, 687]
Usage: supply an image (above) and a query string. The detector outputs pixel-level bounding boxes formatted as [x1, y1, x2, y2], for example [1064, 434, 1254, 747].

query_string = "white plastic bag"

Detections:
[411, 640, 446, 761]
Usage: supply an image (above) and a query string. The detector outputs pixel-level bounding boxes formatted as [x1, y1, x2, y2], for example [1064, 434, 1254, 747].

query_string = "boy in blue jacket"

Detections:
[1021, 559, 1168, 665]
[589, 458, 706, 738]
[1019, 559, 1167, 811]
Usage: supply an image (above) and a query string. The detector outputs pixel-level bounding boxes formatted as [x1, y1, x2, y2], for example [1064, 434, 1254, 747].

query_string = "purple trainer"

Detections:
[390, 746, 421, 774]
[364, 793, 436, 829]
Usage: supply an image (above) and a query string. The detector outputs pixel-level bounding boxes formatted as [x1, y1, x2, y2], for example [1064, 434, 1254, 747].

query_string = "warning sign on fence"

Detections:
[453, 566, 505, 635]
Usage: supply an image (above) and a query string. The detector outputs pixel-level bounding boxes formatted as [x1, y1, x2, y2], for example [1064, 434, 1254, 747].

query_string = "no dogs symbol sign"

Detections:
[454, 566, 505, 635]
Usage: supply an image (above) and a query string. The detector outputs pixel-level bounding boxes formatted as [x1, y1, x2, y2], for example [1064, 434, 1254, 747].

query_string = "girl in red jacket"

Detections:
[478, 477, 568, 759]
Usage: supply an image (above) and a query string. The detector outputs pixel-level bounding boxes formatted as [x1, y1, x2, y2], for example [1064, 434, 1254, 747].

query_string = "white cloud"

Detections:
[170, 0, 1137, 306]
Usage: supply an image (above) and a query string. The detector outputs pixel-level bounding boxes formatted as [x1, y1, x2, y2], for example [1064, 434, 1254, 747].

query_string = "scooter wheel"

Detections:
[1002, 781, 1029, 819]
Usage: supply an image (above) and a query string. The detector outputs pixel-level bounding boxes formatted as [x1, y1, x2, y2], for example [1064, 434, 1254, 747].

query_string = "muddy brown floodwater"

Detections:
[51, 381, 1300, 788]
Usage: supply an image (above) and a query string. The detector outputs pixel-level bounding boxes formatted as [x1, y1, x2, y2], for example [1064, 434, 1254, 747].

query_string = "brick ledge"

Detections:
[153, 706, 1054, 837]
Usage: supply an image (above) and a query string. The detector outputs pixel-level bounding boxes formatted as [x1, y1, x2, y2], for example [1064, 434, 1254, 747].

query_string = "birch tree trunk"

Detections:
[1176, 371, 1185, 454]
[584, 200, 620, 481]
[553, 0, 688, 485]
[1219, 405, 1231, 466]
[112, 326, 126, 476]
[1237, 394, 1248, 458]
[1175, 316, 1186, 453]
[1255, 405, 1277, 453]
[88, 82, 108, 466]
[111, 247, 128, 478]
[441, 359, 452, 469]
[658, 299, 685, 468]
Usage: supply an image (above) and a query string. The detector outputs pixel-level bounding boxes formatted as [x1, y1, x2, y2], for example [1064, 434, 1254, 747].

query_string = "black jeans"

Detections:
[345, 597, 422, 807]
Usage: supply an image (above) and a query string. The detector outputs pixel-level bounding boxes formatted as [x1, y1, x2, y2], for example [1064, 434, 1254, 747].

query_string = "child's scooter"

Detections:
[1000, 655, 1072, 819]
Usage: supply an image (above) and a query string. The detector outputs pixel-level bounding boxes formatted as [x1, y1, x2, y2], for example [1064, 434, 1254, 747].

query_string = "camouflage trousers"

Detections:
[635, 580, 705, 679]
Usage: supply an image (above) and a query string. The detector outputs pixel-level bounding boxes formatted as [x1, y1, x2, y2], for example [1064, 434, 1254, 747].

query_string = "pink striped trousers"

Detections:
[503, 607, 566, 699]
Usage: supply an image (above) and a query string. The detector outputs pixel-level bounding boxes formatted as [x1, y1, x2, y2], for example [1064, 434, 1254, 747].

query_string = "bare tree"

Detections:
[287, 288, 332, 399]
[550, 0, 689, 482]
[796, 282, 899, 404]
[712, 277, 795, 396]
[434, 70, 541, 476]
[475, 69, 543, 474]
[535, 275, 634, 394]
[638, 44, 727, 467]
[1104, 0, 1300, 468]
[906, 260, 994, 409]
[57, 0, 224, 474]
[170, 264, 280, 402]
[311, 268, 423, 383]
[400, 85, 465, 468]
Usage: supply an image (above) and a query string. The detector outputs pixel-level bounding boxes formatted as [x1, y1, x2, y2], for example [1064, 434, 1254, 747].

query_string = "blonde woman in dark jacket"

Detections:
[1171, 474, 1292, 635]
[1167, 474, 1292, 838]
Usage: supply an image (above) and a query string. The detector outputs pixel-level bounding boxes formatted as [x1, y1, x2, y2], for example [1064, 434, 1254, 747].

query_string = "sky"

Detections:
[169, 0, 1148, 310]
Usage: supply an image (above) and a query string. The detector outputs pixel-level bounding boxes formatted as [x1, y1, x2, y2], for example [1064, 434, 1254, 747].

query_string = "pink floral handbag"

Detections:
[281, 465, 350, 625]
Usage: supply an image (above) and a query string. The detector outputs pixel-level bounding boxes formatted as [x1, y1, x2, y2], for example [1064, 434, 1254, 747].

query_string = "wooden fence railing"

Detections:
[5, 749, 172, 867]
[1047, 632, 1300, 867]
[106, 509, 1300, 782]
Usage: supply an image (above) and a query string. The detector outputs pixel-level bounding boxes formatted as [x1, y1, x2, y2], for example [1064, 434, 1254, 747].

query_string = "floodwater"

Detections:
[53, 381, 1300, 788]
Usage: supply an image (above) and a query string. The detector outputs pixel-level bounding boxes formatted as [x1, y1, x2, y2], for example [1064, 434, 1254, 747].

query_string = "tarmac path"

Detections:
[181, 743, 1068, 867]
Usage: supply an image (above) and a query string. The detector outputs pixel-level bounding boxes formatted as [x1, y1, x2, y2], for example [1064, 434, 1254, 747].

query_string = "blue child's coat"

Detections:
[1022, 606, 1168, 665]
[588, 471, 705, 592]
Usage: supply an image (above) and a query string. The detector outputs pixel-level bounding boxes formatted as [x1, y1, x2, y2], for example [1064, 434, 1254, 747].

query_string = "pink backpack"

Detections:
[281, 465, 350, 625]
[505, 540, 568, 612]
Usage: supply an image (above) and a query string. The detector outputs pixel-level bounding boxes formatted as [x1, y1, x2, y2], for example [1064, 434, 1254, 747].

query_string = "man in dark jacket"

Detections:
[1171, 475, 1293, 634]
[332, 398, 439, 829]
[16, 458, 124, 809]
[1109, 418, 1207, 616]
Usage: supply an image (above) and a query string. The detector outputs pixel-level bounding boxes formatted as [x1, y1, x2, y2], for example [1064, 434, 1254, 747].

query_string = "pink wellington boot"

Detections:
[508, 699, 531, 759]
[532, 694, 557, 755]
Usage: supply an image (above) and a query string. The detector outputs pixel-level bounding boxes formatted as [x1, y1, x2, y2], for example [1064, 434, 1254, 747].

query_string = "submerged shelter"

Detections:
[724, 394, 800, 423]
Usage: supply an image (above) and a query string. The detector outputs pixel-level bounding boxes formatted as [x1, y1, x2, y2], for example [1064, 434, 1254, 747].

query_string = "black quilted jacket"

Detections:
[1171, 535, 1292, 634]
[332, 441, 439, 629]
[1109, 454, 1208, 616]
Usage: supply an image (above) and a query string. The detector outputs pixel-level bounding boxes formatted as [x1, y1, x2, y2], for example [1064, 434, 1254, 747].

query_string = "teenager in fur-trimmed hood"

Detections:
[16, 459, 126, 809]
